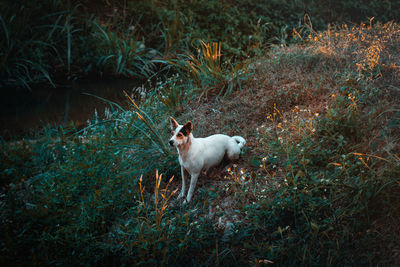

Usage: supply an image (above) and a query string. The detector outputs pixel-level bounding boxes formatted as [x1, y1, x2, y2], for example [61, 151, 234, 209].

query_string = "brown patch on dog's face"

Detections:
[180, 121, 193, 136]
[176, 131, 185, 140]
[169, 121, 193, 148]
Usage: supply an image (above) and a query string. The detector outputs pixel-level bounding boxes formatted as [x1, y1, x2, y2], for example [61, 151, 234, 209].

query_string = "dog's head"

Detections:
[169, 117, 193, 147]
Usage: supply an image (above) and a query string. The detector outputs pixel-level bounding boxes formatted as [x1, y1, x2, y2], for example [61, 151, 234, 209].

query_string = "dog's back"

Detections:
[191, 134, 245, 170]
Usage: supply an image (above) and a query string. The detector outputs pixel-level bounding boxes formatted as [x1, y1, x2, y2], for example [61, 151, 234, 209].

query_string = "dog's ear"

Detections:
[180, 121, 193, 136]
[170, 117, 179, 130]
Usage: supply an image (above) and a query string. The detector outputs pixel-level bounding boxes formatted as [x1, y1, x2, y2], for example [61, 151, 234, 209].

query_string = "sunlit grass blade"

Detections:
[123, 90, 169, 155]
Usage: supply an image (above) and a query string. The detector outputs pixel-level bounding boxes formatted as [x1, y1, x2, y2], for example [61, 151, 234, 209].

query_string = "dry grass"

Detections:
[167, 21, 400, 262]
[178, 20, 400, 157]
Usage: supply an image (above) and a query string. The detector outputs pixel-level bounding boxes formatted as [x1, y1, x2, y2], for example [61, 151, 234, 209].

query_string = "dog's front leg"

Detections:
[185, 172, 200, 203]
[178, 166, 186, 199]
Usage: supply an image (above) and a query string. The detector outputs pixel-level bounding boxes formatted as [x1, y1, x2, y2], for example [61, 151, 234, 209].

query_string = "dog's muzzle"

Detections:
[169, 140, 175, 146]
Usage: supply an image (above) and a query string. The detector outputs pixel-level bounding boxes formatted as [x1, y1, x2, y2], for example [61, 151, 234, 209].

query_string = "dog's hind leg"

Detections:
[178, 166, 186, 199]
[185, 172, 200, 203]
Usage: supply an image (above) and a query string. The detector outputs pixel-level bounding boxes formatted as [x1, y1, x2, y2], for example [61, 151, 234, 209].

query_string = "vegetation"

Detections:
[1, 0, 400, 89]
[1, 1, 400, 266]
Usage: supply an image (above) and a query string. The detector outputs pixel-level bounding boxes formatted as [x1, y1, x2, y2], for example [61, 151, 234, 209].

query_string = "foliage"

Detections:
[90, 20, 157, 78]
[0, 0, 157, 89]
[0, 95, 185, 265]
[171, 40, 252, 98]
[156, 73, 188, 115]
[244, 92, 399, 265]
[224, 21, 400, 265]
[0, 3, 59, 89]
[107, 171, 217, 266]
[3, 0, 400, 89]
[1, 5, 400, 267]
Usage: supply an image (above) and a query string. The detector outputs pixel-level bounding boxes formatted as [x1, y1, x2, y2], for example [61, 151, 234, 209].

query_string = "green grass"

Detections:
[3, 0, 400, 90]
[1, 6, 400, 267]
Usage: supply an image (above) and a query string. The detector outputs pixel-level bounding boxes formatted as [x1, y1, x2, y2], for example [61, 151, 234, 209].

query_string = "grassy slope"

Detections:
[1, 21, 399, 265]
[171, 21, 400, 265]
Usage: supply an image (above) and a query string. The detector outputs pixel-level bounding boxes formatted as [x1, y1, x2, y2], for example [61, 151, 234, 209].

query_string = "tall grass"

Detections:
[1, 3, 400, 267]
[0, 1, 159, 89]
[0, 9, 56, 89]
[171, 40, 252, 98]
[0, 90, 219, 265]
[3, 0, 400, 90]
[91, 20, 157, 78]
[123, 90, 169, 154]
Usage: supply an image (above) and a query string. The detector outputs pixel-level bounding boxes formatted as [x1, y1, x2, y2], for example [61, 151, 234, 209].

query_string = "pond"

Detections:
[0, 80, 144, 138]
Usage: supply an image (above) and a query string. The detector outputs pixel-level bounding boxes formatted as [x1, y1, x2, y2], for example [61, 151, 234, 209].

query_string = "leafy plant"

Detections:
[91, 20, 156, 78]
[156, 73, 187, 115]
[171, 40, 251, 98]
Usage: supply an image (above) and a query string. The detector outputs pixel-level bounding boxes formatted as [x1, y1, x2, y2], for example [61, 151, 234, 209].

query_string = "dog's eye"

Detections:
[177, 133, 183, 137]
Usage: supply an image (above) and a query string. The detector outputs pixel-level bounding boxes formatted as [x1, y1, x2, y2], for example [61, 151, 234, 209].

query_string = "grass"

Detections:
[171, 40, 252, 98]
[1, 17, 400, 267]
[3, 0, 400, 90]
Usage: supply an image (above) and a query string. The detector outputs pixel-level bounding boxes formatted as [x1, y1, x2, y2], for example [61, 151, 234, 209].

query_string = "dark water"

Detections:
[0, 80, 143, 138]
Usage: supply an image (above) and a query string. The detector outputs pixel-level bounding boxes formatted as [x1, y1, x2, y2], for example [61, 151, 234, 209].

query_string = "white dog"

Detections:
[169, 117, 246, 203]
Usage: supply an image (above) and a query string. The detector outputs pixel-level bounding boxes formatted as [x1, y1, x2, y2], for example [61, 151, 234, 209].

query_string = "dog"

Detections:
[169, 117, 246, 203]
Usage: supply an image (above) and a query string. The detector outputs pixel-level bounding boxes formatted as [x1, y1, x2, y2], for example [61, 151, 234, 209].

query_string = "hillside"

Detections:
[1, 21, 400, 265]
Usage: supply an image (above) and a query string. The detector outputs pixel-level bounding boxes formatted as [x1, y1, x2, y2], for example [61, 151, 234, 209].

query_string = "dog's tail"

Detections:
[232, 136, 246, 149]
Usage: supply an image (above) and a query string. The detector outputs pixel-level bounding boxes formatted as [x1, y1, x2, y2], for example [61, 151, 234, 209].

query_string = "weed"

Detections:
[156, 73, 187, 115]
[91, 20, 156, 78]
[171, 40, 252, 98]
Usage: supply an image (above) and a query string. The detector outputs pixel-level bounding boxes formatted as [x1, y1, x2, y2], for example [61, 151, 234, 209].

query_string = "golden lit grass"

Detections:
[169, 22, 400, 247]
[300, 19, 400, 80]
[187, 41, 222, 76]
[183, 20, 399, 156]
[170, 40, 252, 99]
[138, 171, 177, 228]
